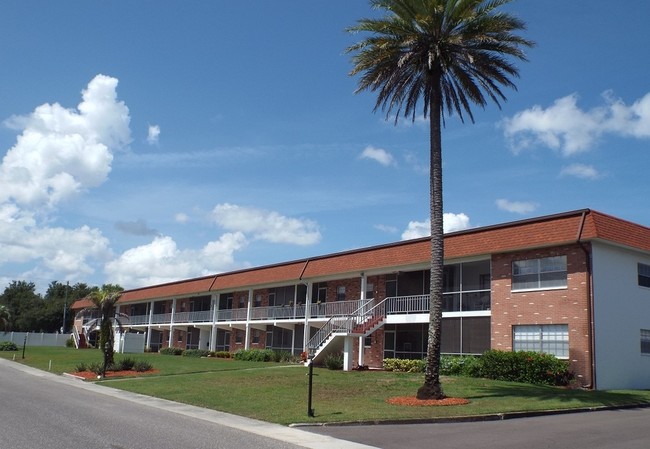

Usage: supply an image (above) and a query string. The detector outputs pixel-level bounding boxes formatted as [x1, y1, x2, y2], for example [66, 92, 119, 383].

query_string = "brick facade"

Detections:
[491, 243, 593, 386]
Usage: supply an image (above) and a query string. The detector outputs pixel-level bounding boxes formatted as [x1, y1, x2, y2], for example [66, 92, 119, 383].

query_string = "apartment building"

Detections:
[72, 209, 650, 390]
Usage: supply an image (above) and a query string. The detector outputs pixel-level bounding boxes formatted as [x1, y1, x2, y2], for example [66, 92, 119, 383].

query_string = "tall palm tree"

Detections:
[347, 0, 533, 399]
[84, 285, 127, 370]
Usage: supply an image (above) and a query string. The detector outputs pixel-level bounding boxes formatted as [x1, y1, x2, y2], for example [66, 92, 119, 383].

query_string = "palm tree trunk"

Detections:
[417, 73, 445, 400]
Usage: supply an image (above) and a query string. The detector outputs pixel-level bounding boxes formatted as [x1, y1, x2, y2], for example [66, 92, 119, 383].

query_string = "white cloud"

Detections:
[0, 74, 131, 209]
[0, 75, 130, 290]
[359, 145, 396, 167]
[374, 224, 398, 234]
[496, 199, 538, 214]
[401, 213, 471, 240]
[502, 91, 650, 156]
[560, 163, 601, 180]
[175, 212, 190, 223]
[211, 203, 321, 245]
[0, 203, 112, 277]
[147, 124, 160, 144]
[104, 233, 248, 288]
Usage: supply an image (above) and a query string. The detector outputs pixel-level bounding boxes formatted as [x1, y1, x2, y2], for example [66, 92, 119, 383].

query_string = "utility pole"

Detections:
[62, 281, 69, 334]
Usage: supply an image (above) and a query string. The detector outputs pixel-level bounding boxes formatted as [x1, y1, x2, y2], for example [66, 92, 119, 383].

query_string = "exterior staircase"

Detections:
[307, 297, 388, 364]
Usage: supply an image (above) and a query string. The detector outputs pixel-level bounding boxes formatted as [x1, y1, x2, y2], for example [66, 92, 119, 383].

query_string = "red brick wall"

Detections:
[491, 243, 593, 386]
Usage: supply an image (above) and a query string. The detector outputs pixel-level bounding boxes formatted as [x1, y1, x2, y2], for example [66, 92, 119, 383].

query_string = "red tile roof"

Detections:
[109, 209, 650, 305]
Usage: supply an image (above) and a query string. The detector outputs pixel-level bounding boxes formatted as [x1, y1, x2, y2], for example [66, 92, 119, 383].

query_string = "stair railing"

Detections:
[307, 297, 389, 355]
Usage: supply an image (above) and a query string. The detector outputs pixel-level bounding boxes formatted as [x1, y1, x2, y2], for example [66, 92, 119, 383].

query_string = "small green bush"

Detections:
[214, 351, 232, 358]
[182, 349, 211, 358]
[324, 352, 344, 370]
[440, 355, 482, 377]
[66, 338, 75, 348]
[74, 362, 88, 372]
[159, 347, 183, 356]
[113, 357, 136, 371]
[133, 360, 153, 372]
[0, 341, 18, 351]
[87, 362, 104, 375]
[383, 358, 425, 373]
[233, 348, 276, 362]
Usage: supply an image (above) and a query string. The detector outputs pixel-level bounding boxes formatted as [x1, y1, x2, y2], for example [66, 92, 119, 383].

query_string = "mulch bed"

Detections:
[70, 370, 159, 380]
[386, 396, 470, 406]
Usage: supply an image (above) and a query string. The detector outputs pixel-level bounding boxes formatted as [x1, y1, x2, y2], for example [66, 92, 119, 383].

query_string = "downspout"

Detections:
[576, 210, 596, 389]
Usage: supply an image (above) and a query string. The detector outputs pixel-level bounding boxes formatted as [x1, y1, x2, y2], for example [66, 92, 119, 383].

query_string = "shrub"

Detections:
[214, 351, 232, 359]
[159, 347, 183, 356]
[133, 360, 153, 372]
[383, 358, 425, 373]
[324, 352, 344, 370]
[182, 349, 211, 358]
[478, 350, 573, 386]
[113, 357, 136, 371]
[87, 362, 104, 375]
[66, 338, 75, 348]
[74, 362, 88, 372]
[233, 348, 273, 362]
[0, 341, 18, 351]
[440, 355, 482, 377]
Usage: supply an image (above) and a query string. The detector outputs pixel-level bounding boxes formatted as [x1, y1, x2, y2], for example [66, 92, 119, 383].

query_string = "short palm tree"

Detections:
[84, 285, 127, 370]
[347, 0, 533, 399]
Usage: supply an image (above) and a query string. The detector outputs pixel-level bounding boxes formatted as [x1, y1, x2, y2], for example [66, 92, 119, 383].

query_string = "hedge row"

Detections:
[384, 350, 574, 386]
[232, 348, 300, 363]
[158, 347, 232, 358]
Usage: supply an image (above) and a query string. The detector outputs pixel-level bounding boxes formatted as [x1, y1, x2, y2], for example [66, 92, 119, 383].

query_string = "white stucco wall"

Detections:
[591, 241, 650, 390]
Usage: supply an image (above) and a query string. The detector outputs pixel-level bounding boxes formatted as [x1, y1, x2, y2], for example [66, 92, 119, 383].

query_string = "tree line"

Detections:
[0, 280, 121, 333]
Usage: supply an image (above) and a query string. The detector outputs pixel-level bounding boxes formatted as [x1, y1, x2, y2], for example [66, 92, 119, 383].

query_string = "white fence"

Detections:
[115, 332, 146, 354]
[0, 332, 70, 347]
[1, 331, 146, 354]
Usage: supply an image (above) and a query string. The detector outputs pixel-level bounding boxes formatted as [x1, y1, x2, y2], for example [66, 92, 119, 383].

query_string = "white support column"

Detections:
[303, 282, 312, 352]
[146, 300, 154, 350]
[210, 294, 218, 351]
[358, 272, 367, 367]
[244, 290, 253, 349]
[343, 336, 354, 371]
[169, 298, 176, 348]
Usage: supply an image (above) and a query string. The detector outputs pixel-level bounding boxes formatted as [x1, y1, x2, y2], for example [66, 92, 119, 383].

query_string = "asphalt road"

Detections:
[0, 358, 375, 449]
[4, 357, 650, 449]
[305, 407, 650, 449]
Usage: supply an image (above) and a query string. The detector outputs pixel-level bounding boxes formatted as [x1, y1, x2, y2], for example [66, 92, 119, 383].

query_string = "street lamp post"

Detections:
[307, 355, 315, 418]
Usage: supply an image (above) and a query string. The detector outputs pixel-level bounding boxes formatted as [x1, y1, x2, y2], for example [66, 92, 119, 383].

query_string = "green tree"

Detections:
[0, 304, 10, 332]
[83, 284, 126, 370]
[0, 281, 41, 331]
[44, 281, 93, 333]
[347, 0, 532, 399]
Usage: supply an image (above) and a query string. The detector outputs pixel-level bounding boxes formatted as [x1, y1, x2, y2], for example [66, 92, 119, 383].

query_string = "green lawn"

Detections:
[3, 347, 650, 425]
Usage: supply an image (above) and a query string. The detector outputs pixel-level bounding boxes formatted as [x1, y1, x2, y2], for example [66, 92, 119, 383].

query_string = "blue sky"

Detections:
[1, 1, 650, 293]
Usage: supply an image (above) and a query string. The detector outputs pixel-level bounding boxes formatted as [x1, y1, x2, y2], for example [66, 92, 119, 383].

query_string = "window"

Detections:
[513, 324, 569, 358]
[641, 329, 650, 355]
[238, 296, 246, 308]
[364, 335, 372, 347]
[252, 330, 260, 344]
[512, 256, 567, 291]
[638, 264, 650, 288]
[366, 282, 374, 299]
[442, 260, 491, 312]
[254, 294, 262, 307]
[337, 286, 346, 301]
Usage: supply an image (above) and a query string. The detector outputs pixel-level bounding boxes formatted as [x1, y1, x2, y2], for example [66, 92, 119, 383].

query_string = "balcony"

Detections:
[118, 293, 490, 328]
